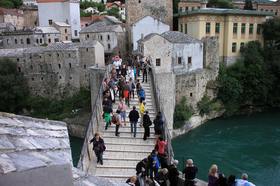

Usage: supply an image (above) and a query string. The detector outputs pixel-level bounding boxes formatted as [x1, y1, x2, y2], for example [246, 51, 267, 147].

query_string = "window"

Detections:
[84, 65, 86, 69]
[190, 93, 193, 97]
[240, 42, 245, 51]
[86, 34, 89, 39]
[27, 38, 30, 44]
[257, 24, 261, 34]
[215, 23, 220, 34]
[68, 53, 71, 57]
[30, 65, 33, 70]
[100, 35, 103, 40]
[65, 36, 68, 40]
[17, 58, 19, 62]
[180, 24, 183, 32]
[58, 64, 61, 69]
[186, 7, 188, 11]
[15, 39, 17, 44]
[65, 29, 67, 33]
[48, 38, 51, 43]
[107, 35, 110, 41]
[206, 22, 211, 34]
[36, 39, 39, 44]
[138, 0, 141, 3]
[85, 23, 88, 27]
[108, 44, 111, 50]
[48, 19, 53, 25]
[74, 30, 78, 36]
[6, 39, 9, 45]
[232, 42, 237, 53]
[156, 58, 161, 66]
[86, 48, 89, 52]
[188, 57, 192, 65]
[59, 76, 62, 79]
[179, 7, 183, 12]
[40, 39, 42, 43]
[69, 63, 71, 68]
[55, 38, 59, 42]
[41, 77, 44, 81]
[185, 24, 187, 34]
[57, 53, 59, 57]
[178, 57, 182, 65]
[233, 23, 238, 34]
[249, 24, 254, 34]
[40, 65, 42, 70]
[241, 23, 246, 34]
[69, 76, 72, 80]
[18, 67, 21, 72]
[31, 77, 34, 81]
[198, 6, 200, 9]
[21, 39, 23, 44]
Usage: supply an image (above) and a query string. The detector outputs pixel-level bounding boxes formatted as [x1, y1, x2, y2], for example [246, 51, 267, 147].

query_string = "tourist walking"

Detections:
[156, 137, 168, 168]
[227, 175, 236, 186]
[182, 159, 198, 186]
[136, 79, 141, 96]
[89, 133, 106, 165]
[129, 106, 139, 138]
[118, 98, 127, 126]
[208, 164, 219, 186]
[138, 87, 145, 102]
[136, 158, 148, 186]
[167, 160, 180, 186]
[123, 81, 130, 107]
[156, 168, 169, 186]
[154, 112, 164, 136]
[112, 110, 121, 136]
[121, 64, 127, 78]
[139, 100, 146, 126]
[148, 150, 161, 180]
[143, 111, 152, 140]
[103, 102, 112, 130]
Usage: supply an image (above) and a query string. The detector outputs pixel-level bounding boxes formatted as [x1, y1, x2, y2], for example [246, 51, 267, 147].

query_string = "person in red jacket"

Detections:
[156, 136, 168, 168]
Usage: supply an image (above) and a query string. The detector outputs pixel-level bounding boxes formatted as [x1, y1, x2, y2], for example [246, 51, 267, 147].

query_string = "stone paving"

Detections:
[89, 75, 157, 182]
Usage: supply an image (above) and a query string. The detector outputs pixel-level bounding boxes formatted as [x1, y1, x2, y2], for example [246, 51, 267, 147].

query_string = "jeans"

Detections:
[142, 71, 147, 82]
[115, 124, 120, 136]
[95, 151, 103, 164]
[130, 121, 137, 137]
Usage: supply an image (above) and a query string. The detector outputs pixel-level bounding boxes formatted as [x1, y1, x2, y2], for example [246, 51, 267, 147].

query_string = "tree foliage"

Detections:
[0, 0, 22, 8]
[0, 59, 29, 113]
[207, 0, 233, 8]
[107, 7, 119, 18]
[173, 96, 193, 129]
[244, 0, 253, 10]
[80, 1, 105, 12]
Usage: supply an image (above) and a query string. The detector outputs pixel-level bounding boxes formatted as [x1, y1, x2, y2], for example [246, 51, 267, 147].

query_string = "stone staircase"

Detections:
[93, 75, 157, 182]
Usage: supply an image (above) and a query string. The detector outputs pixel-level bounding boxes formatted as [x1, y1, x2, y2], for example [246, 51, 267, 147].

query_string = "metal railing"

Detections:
[149, 68, 174, 164]
[77, 65, 112, 173]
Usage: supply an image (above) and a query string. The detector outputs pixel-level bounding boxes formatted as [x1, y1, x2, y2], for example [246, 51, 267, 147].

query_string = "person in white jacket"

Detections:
[235, 173, 256, 186]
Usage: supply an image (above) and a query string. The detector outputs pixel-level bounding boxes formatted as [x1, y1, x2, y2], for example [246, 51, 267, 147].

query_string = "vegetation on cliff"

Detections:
[217, 18, 280, 116]
[0, 0, 22, 9]
[173, 96, 193, 129]
[0, 59, 91, 120]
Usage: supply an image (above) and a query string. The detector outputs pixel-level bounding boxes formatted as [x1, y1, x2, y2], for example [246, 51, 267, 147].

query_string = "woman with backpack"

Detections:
[112, 110, 121, 136]
[89, 133, 106, 165]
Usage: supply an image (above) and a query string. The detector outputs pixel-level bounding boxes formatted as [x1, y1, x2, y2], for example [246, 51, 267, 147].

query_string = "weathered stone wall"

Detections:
[175, 37, 219, 109]
[0, 42, 104, 99]
[126, 0, 173, 50]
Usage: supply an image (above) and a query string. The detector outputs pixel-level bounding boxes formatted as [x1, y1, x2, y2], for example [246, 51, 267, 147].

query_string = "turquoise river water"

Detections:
[172, 110, 280, 186]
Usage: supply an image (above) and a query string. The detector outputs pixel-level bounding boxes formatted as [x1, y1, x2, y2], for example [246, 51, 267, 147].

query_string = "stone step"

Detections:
[105, 126, 156, 133]
[103, 131, 156, 138]
[103, 151, 149, 160]
[100, 159, 138, 167]
[106, 144, 154, 153]
[95, 168, 136, 179]
[104, 137, 156, 145]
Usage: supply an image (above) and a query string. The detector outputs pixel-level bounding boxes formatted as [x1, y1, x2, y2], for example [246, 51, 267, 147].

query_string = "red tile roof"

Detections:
[37, 0, 67, 3]
[0, 8, 23, 17]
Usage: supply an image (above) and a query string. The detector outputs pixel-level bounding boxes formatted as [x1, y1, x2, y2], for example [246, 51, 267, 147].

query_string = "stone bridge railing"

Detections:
[150, 67, 174, 164]
[77, 65, 112, 173]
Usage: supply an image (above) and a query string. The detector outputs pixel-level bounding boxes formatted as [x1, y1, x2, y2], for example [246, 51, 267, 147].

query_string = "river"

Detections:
[172, 110, 280, 186]
[69, 136, 84, 167]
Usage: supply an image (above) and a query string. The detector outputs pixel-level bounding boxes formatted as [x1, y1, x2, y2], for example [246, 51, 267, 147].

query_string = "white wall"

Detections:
[132, 16, 170, 51]
[172, 42, 203, 73]
[38, 2, 81, 39]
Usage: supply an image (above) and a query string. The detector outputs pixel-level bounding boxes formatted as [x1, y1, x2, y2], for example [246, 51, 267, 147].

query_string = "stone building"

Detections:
[178, 0, 207, 12]
[53, 22, 72, 42]
[80, 17, 125, 62]
[178, 8, 272, 64]
[0, 27, 61, 49]
[0, 42, 105, 98]
[0, 8, 24, 30]
[138, 31, 203, 73]
[37, 0, 81, 40]
[21, 6, 38, 28]
[131, 16, 170, 51]
[125, 0, 173, 51]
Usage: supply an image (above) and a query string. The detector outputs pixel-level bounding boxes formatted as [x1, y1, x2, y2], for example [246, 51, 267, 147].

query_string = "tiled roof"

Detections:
[0, 8, 23, 17]
[0, 112, 72, 174]
[178, 8, 274, 16]
[80, 21, 124, 33]
[161, 31, 202, 43]
[35, 26, 60, 34]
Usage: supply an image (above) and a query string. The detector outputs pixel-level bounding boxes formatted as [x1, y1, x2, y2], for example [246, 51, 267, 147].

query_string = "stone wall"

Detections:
[175, 37, 219, 109]
[0, 42, 104, 99]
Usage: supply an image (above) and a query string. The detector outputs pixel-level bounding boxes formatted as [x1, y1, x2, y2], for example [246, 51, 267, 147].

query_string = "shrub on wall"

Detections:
[173, 96, 193, 129]
[197, 95, 223, 116]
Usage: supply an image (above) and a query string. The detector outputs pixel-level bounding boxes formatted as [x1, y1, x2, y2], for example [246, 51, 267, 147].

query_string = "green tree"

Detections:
[0, 59, 29, 113]
[173, 96, 193, 129]
[244, 0, 253, 10]
[107, 7, 119, 18]
[207, 0, 233, 8]
[0, 0, 22, 8]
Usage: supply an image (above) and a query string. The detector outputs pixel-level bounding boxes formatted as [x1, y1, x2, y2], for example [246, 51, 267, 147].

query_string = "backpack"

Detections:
[112, 114, 118, 124]
[131, 82, 135, 89]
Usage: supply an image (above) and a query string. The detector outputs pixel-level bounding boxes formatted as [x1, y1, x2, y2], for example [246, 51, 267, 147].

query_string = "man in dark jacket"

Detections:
[167, 160, 180, 186]
[129, 106, 140, 137]
[143, 111, 151, 140]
